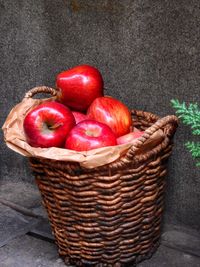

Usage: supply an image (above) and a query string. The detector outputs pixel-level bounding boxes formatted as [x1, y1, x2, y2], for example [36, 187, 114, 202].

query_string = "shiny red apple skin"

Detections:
[72, 111, 88, 124]
[87, 96, 132, 137]
[56, 65, 104, 111]
[65, 119, 117, 151]
[117, 131, 145, 145]
[23, 102, 75, 148]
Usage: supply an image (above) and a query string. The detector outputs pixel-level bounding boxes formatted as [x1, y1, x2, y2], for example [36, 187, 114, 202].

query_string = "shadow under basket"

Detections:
[28, 109, 178, 267]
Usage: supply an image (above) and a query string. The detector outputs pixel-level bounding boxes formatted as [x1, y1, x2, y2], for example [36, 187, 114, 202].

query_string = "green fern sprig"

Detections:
[171, 99, 200, 135]
[171, 99, 200, 166]
[185, 142, 200, 158]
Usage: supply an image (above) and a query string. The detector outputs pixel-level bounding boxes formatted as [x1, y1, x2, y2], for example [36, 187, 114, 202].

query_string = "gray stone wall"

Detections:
[0, 0, 199, 230]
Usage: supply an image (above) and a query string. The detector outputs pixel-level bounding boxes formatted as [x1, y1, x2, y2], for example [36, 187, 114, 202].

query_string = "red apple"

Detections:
[117, 131, 145, 145]
[87, 96, 132, 137]
[72, 111, 87, 124]
[23, 102, 75, 148]
[56, 65, 104, 111]
[65, 120, 117, 151]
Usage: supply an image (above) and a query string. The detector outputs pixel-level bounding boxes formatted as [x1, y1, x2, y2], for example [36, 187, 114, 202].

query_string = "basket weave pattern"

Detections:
[29, 109, 178, 267]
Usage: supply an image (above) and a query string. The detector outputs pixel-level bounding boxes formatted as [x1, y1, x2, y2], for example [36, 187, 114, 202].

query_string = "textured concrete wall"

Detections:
[0, 0, 199, 230]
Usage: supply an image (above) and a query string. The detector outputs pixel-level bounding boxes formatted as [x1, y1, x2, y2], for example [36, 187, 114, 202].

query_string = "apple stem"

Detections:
[48, 122, 63, 130]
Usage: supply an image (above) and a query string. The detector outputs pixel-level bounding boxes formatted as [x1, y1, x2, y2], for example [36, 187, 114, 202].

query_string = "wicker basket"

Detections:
[23, 87, 178, 266]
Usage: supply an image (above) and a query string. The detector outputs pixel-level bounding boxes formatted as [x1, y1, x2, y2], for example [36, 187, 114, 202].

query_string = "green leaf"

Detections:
[171, 99, 200, 130]
[196, 161, 200, 167]
[185, 142, 200, 158]
[171, 99, 200, 167]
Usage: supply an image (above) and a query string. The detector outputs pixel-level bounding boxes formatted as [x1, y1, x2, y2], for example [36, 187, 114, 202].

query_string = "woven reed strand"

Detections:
[29, 110, 178, 267]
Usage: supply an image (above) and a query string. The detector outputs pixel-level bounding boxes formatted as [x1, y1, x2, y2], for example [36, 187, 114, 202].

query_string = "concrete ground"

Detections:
[0, 181, 200, 267]
[1, 234, 200, 267]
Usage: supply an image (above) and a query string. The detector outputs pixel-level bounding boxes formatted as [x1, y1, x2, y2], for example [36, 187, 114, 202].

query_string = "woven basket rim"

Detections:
[22, 86, 178, 170]
[29, 109, 178, 173]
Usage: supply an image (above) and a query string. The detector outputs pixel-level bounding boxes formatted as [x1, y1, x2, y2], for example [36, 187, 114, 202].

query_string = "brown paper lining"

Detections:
[2, 97, 164, 169]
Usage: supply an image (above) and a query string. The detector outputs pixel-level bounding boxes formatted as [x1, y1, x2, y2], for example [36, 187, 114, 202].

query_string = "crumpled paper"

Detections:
[2, 97, 164, 169]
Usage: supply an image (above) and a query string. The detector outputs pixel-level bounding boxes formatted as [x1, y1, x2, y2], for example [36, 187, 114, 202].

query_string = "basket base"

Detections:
[60, 240, 160, 267]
